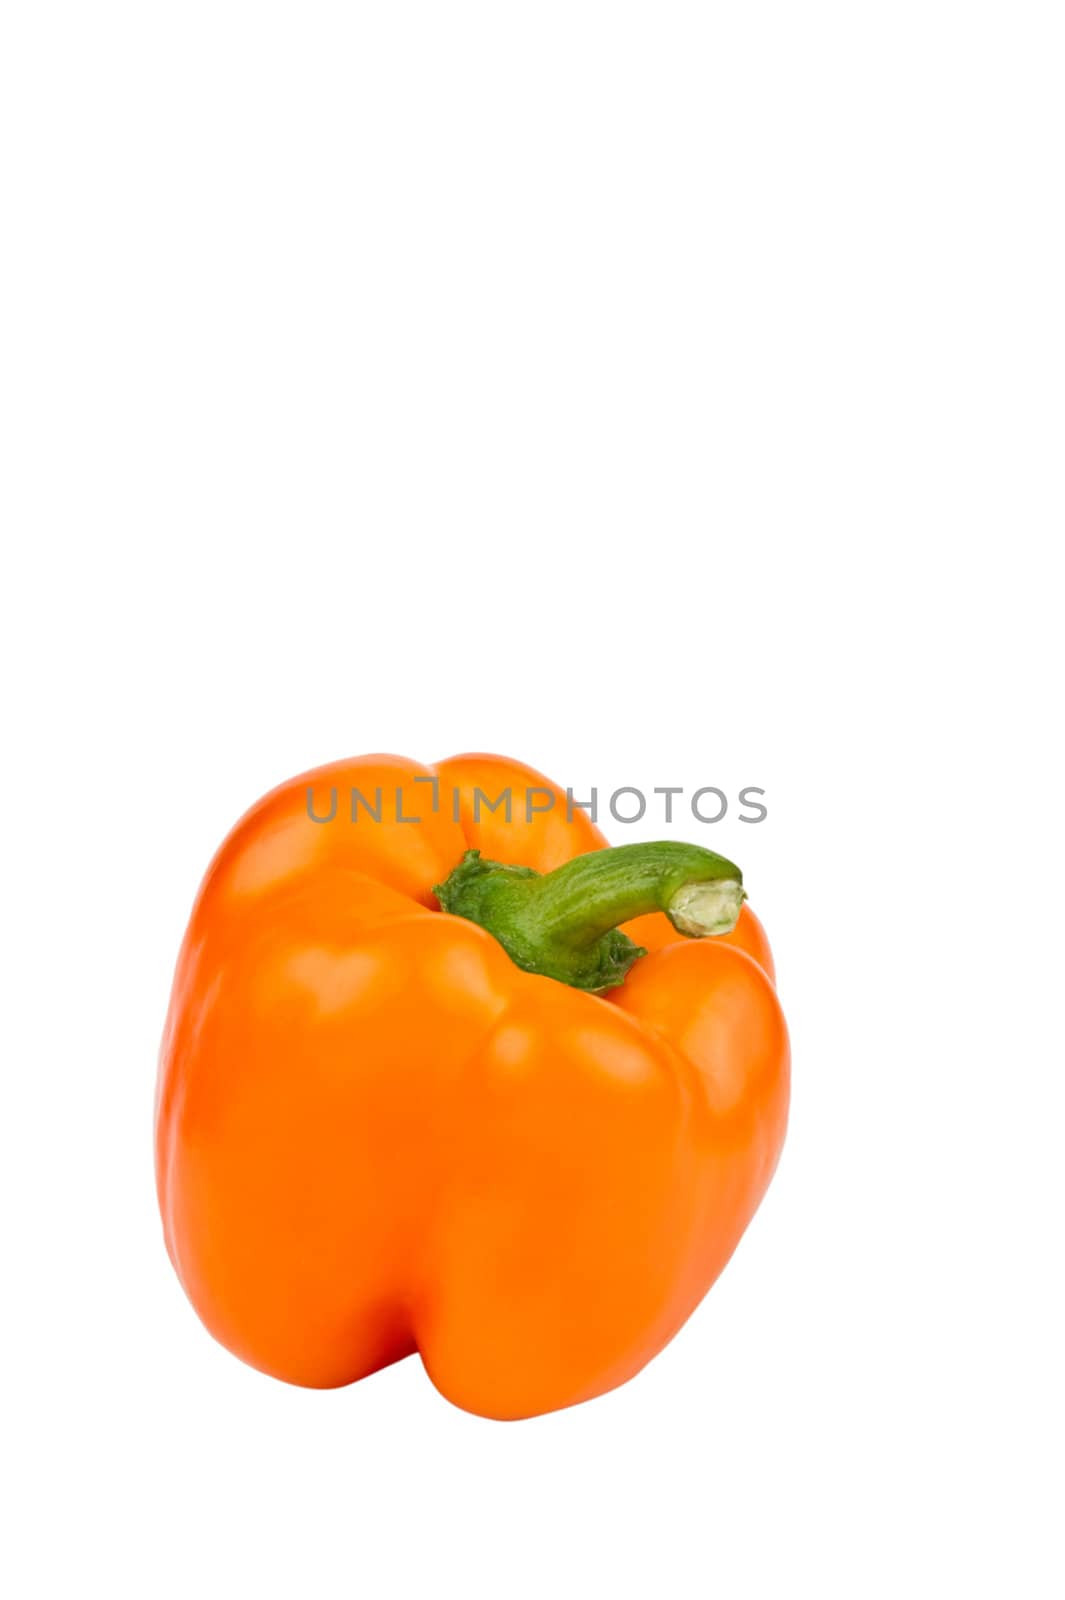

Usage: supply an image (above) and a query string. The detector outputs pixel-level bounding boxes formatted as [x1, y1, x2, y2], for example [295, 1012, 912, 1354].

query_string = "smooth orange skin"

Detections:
[156, 753, 790, 1420]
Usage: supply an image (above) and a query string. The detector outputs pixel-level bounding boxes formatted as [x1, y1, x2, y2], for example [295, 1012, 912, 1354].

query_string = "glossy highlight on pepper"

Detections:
[155, 752, 790, 1420]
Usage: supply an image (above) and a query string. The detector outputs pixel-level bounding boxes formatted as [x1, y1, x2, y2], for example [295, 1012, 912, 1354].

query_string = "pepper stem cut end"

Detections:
[668, 878, 745, 938]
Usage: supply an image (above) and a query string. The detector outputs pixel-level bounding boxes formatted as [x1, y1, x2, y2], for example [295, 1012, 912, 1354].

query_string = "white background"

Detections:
[3, 4, 1063, 1596]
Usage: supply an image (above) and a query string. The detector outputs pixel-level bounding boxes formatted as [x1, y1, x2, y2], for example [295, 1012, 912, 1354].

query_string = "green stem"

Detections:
[433, 842, 745, 993]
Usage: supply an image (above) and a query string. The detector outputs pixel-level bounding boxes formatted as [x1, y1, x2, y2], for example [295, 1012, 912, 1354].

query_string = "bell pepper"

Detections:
[156, 752, 789, 1420]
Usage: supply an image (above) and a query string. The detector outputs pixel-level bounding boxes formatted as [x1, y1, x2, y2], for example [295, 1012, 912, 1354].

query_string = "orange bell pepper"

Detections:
[156, 753, 789, 1419]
